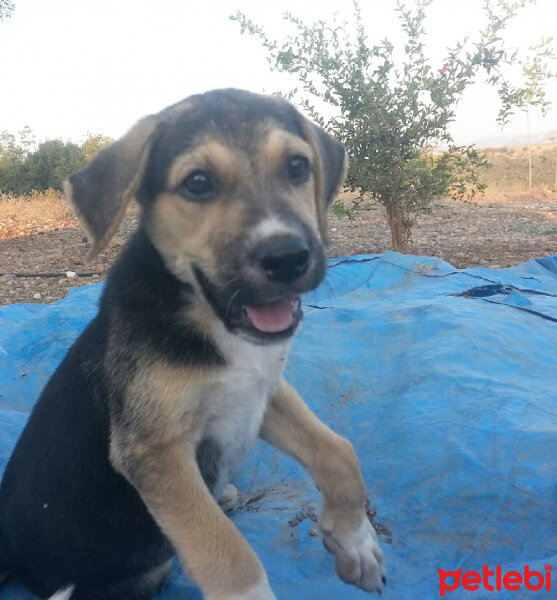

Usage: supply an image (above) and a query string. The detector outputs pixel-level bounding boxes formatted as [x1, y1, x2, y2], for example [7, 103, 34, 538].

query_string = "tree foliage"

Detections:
[24, 140, 84, 193]
[81, 133, 114, 163]
[231, 0, 555, 252]
[0, 131, 26, 194]
[0, 0, 14, 21]
[0, 130, 112, 195]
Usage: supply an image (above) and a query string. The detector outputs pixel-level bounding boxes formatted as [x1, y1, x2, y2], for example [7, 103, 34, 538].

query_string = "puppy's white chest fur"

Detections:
[201, 329, 290, 498]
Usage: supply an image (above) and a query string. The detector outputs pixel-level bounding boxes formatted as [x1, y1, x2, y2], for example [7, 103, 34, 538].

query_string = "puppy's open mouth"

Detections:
[193, 265, 303, 341]
[241, 296, 301, 334]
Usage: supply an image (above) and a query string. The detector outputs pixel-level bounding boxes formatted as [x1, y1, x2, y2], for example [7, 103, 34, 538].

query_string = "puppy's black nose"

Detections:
[256, 236, 310, 283]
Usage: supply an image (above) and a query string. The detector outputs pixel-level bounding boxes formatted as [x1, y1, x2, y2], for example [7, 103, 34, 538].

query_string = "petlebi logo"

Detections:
[438, 564, 552, 596]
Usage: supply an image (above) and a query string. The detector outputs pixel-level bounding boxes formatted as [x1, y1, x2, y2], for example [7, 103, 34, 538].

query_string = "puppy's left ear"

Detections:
[301, 121, 348, 244]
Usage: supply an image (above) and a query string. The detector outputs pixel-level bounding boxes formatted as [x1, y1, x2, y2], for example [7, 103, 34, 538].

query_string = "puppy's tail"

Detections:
[48, 585, 75, 600]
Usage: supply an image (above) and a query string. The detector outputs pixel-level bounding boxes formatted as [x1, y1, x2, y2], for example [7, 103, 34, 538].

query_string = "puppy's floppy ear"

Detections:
[301, 120, 348, 244]
[64, 115, 158, 263]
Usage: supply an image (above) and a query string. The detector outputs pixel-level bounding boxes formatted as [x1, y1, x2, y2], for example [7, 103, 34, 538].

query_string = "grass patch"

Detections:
[0, 189, 73, 222]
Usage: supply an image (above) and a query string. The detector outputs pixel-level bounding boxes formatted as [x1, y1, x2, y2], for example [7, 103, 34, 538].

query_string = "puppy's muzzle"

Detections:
[255, 235, 310, 284]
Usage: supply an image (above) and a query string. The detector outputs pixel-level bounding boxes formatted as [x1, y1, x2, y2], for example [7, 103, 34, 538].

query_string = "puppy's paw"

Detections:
[47, 586, 75, 600]
[218, 484, 240, 512]
[321, 515, 386, 594]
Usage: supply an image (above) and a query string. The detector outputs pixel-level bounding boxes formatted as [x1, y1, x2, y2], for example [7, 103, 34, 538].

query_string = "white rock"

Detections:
[33, 293, 42, 299]
[66, 271, 77, 279]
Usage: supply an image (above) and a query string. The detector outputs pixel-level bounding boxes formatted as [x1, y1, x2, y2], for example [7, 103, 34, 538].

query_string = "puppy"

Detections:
[0, 89, 385, 600]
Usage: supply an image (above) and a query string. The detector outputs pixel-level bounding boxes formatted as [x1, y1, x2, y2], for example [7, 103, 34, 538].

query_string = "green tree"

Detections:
[0, 129, 115, 195]
[0, 130, 26, 194]
[498, 37, 555, 193]
[231, 0, 555, 252]
[0, 131, 88, 195]
[25, 140, 85, 193]
[80, 133, 113, 162]
[0, 0, 14, 21]
[18, 125, 36, 156]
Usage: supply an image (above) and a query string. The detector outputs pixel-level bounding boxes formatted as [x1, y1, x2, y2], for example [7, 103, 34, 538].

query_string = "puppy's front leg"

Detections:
[110, 427, 276, 600]
[260, 378, 386, 594]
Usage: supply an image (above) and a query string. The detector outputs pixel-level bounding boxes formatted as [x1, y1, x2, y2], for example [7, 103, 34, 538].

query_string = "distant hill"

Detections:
[474, 130, 557, 148]
[478, 143, 557, 193]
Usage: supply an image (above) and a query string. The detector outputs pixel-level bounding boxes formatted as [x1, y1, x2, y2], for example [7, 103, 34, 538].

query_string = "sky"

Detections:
[1, 0, 556, 147]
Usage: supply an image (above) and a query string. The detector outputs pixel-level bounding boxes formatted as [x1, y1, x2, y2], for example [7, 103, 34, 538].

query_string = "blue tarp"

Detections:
[1, 251, 556, 600]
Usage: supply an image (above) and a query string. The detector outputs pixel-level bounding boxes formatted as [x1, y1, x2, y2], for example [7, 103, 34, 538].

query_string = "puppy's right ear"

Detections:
[64, 116, 158, 263]
[300, 119, 348, 245]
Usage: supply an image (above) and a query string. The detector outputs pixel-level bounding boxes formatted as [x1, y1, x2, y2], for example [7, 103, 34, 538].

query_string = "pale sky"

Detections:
[1, 0, 556, 146]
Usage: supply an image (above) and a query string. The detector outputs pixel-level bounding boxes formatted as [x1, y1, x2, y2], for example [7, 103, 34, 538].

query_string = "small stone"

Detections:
[112, 236, 125, 246]
[66, 271, 77, 279]
[309, 529, 319, 537]
[33, 293, 42, 299]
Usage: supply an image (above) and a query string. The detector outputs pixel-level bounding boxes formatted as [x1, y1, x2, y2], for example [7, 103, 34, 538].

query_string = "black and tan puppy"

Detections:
[0, 89, 385, 600]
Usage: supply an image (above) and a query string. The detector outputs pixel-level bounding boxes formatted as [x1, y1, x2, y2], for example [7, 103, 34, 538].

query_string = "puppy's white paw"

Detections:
[321, 515, 386, 594]
[218, 483, 240, 512]
[48, 586, 74, 600]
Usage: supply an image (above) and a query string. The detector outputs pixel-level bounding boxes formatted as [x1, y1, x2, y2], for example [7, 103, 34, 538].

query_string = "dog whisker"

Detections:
[225, 288, 242, 320]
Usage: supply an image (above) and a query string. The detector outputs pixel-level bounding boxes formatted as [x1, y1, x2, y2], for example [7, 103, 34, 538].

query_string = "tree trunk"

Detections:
[385, 201, 409, 254]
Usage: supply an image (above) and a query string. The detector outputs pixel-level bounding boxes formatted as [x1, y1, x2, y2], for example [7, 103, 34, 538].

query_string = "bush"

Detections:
[0, 130, 112, 195]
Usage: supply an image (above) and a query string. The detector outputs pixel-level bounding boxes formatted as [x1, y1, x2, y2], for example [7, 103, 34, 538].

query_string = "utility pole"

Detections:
[526, 108, 532, 195]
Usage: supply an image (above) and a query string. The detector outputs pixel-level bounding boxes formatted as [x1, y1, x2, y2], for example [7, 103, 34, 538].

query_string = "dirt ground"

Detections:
[1, 193, 556, 306]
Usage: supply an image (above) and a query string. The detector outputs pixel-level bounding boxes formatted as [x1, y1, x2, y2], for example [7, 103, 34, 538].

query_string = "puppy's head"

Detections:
[66, 89, 347, 343]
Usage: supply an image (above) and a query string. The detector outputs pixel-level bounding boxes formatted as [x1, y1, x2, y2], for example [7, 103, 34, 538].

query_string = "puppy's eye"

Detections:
[287, 155, 310, 184]
[180, 170, 214, 197]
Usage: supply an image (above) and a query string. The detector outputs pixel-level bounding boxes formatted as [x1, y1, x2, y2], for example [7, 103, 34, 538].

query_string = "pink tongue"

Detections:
[245, 298, 295, 333]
